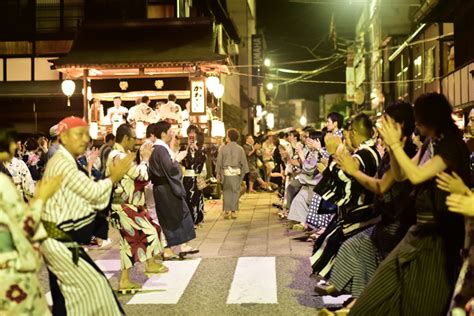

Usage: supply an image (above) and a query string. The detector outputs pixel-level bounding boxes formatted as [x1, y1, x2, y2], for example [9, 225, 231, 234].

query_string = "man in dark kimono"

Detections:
[149, 120, 198, 259]
[310, 114, 381, 281]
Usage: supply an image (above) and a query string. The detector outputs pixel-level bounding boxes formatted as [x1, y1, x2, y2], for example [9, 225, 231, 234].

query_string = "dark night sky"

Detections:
[256, 0, 362, 102]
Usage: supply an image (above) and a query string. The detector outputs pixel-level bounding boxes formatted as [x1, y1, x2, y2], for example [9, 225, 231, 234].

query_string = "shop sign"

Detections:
[190, 78, 206, 115]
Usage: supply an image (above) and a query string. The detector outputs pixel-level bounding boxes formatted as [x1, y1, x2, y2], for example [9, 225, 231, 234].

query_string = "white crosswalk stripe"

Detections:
[127, 258, 202, 305]
[227, 257, 278, 304]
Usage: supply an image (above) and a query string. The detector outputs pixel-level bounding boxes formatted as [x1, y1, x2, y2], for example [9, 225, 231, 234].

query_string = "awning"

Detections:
[51, 17, 229, 78]
[0, 80, 83, 98]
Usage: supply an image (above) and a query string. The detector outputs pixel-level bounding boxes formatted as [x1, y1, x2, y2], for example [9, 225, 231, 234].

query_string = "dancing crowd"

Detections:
[1, 91, 474, 315]
[0, 104, 207, 314]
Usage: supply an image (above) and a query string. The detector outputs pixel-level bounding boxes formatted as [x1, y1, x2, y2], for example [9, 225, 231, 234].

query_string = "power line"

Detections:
[289, 0, 421, 7]
[231, 70, 443, 86]
[228, 32, 451, 73]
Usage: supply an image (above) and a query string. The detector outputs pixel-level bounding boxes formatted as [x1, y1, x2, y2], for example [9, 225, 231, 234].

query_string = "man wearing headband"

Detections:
[41, 116, 132, 315]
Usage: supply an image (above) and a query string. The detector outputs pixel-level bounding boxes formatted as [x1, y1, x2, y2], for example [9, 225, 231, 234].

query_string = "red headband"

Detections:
[57, 116, 88, 134]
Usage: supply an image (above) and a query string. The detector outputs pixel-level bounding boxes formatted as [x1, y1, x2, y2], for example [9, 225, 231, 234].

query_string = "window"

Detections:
[6, 58, 31, 81]
[34, 57, 59, 81]
[414, 55, 422, 90]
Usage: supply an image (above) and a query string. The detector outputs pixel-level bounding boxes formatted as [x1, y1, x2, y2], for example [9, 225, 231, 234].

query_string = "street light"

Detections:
[266, 82, 274, 90]
[61, 79, 75, 107]
[264, 58, 271, 67]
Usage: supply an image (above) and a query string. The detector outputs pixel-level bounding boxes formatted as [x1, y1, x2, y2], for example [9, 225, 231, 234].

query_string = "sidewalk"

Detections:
[194, 192, 310, 258]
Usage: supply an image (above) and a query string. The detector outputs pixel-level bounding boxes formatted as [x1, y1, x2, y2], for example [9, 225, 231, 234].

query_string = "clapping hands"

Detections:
[377, 116, 402, 147]
[175, 150, 188, 163]
[325, 134, 342, 155]
[446, 193, 474, 217]
[335, 151, 359, 176]
[436, 172, 470, 195]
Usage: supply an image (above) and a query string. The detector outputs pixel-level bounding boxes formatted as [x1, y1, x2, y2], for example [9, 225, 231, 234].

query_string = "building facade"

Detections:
[0, 0, 257, 134]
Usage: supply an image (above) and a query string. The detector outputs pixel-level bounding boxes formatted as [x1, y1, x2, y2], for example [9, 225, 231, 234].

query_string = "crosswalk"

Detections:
[45, 256, 280, 306]
[44, 255, 352, 311]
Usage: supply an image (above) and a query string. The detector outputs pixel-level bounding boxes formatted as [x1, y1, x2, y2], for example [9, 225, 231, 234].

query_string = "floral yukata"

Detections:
[0, 173, 50, 315]
[108, 144, 164, 270]
[6, 156, 35, 201]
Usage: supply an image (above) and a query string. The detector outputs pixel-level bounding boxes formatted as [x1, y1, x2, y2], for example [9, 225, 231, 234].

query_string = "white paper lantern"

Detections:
[181, 120, 190, 137]
[300, 115, 307, 126]
[82, 86, 93, 101]
[89, 122, 98, 140]
[213, 83, 225, 99]
[61, 80, 75, 107]
[211, 119, 225, 137]
[61, 80, 75, 96]
[206, 76, 219, 94]
[266, 113, 275, 129]
[136, 121, 146, 139]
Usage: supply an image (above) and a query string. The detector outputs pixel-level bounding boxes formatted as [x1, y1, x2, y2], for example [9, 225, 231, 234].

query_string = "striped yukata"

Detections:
[310, 139, 381, 278]
[41, 146, 123, 316]
[329, 143, 417, 297]
[350, 134, 470, 315]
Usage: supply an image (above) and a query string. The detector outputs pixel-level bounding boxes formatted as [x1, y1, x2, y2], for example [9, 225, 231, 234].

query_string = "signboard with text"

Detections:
[190, 78, 206, 115]
[251, 34, 263, 86]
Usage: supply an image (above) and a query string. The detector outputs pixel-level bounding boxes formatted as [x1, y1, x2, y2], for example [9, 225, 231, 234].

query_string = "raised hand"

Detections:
[325, 134, 342, 155]
[436, 171, 470, 195]
[378, 116, 402, 147]
[109, 153, 134, 183]
[175, 150, 188, 163]
[446, 193, 474, 216]
[314, 138, 322, 151]
[335, 151, 359, 176]
[35, 175, 64, 202]
[140, 142, 153, 162]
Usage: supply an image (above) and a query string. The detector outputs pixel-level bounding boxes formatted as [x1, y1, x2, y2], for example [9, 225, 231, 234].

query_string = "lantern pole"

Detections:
[83, 69, 89, 123]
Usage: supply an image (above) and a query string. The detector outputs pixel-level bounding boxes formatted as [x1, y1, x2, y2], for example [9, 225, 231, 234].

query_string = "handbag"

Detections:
[256, 158, 263, 169]
[196, 176, 209, 191]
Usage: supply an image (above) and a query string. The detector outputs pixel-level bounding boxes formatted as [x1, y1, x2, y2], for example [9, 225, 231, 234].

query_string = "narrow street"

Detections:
[38, 192, 328, 315]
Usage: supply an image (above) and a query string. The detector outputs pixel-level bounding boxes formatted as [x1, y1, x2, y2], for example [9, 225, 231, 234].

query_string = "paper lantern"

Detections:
[89, 122, 98, 140]
[206, 76, 219, 94]
[211, 119, 225, 137]
[82, 86, 93, 101]
[61, 79, 75, 107]
[136, 121, 146, 139]
[266, 113, 275, 129]
[181, 120, 190, 137]
[213, 83, 224, 99]
[300, 115, 307, 126]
